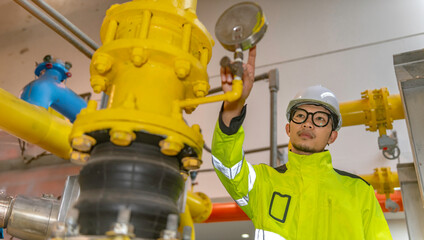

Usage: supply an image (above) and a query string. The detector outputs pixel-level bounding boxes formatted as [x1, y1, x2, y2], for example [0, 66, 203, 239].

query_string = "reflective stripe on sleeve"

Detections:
[255, 229, 287, 240]
[212, 155, 243, 180]
[247, 162, 256, 191]
[235, 195, 249, 207]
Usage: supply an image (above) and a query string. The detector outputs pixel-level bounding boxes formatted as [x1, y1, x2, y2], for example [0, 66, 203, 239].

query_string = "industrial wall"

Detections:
[0, 0, 423, 239]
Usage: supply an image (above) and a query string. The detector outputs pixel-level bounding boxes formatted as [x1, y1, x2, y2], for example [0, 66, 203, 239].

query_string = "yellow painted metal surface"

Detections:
[361, 167, 400, 195]
[0, 88, 72, 159]
[179, 203, 195, 240]
[71, 0, 226, 161]
[186, 191, 212, 223]
[340, 88, 405, 136]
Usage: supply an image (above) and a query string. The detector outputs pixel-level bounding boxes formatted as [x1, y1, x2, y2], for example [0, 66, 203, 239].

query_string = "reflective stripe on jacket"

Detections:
[211, 121, 392, 240]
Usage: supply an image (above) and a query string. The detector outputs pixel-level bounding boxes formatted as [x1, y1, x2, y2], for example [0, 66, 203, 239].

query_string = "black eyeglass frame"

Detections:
[289, 108, 333, 128]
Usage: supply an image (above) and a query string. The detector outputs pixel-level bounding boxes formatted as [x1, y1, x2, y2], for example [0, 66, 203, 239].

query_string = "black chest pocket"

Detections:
[269, 191, 291, 223]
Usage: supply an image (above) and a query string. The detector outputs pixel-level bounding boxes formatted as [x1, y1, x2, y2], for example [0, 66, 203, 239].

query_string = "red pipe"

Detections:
[204, 190, 403, 223]
[204, 202, 249, 223]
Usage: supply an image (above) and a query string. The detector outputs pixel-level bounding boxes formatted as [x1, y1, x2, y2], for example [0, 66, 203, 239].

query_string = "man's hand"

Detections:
[221, 46, 256, 126]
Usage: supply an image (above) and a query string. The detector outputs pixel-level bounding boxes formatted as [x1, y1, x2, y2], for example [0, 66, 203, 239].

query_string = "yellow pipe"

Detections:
[387, 94, 405, 120]
[340, 89, 404, 133]
[360, 168, 399, 195]
[339, 99, 368, 127]
[186, 191, 212, 223]
[179, 203, 195, 240]
[173, 79, 243, 118]
[0, 88, 72, 159]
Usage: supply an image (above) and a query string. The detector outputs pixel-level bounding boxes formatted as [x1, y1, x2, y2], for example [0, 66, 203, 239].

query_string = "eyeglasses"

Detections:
[290, 108, 332, 128]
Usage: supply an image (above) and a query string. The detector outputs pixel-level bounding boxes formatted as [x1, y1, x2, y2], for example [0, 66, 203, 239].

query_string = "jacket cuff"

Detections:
[218, 103, 247, 135]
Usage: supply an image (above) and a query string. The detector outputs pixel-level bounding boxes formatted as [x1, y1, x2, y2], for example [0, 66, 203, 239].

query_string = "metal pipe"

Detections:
[340, 93, 404, 127]
[204, 202, 248, 223]
[0, 196, 13, 228]
[204, 190, 404, 223]
[268, 69, 279, 167]
[30, 0, 99, 51]
[0, 88, 72, 159]
[5, 195, 60, 240]
[13, 0, 94, 58]
[208, 72, 270, 95]
[245, 144, 288, 154]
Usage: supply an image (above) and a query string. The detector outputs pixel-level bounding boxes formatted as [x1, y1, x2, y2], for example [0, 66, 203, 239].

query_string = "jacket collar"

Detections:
[286, 150, 333, 173]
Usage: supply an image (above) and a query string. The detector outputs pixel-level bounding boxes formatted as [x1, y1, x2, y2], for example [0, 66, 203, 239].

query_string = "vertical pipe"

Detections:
[268, 69, 279, 167]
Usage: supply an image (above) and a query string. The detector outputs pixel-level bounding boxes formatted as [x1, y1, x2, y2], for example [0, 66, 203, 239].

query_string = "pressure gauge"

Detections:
[215, 2, 268, 51]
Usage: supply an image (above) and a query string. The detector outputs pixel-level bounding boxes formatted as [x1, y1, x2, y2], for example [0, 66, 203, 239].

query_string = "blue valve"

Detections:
[20, 55, 87, 123]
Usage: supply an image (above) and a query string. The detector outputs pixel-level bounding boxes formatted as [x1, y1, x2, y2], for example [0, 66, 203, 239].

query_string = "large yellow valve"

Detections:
[70, 0, 215, 164]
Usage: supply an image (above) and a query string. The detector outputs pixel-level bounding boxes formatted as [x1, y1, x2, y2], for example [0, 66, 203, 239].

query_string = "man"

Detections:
[211, 47, 392, 239]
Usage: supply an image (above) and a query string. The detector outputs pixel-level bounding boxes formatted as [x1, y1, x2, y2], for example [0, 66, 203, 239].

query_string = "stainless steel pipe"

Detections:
[268, 69, 279, 168]
[14, 0, 94, 58]
[0, 195, 13, 228]
[31, 0, 99, 51]
[1, 195, 60, 240]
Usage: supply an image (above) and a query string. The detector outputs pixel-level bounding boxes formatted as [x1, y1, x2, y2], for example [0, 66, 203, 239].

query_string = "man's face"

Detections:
[285, 104, 338, 155]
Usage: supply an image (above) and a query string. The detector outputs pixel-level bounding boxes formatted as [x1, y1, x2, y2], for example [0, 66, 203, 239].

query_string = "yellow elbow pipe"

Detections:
[0, 88, 72, 159]
[173, 79, 243, 118]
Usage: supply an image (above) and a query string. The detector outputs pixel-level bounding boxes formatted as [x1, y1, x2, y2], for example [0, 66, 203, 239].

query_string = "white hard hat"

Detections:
[286, 85, 342, 131]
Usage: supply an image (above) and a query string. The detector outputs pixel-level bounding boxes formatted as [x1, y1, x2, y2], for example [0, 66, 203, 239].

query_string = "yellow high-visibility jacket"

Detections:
[211, 110, 392, 240]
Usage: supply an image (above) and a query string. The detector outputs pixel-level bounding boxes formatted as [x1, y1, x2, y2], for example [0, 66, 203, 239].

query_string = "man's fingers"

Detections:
[220, 67, 226, 82]
[247, 46, 257, 67]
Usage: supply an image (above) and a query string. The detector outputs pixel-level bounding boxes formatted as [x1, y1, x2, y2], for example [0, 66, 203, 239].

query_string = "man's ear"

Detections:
[328, 131, 338, 144]
[285, 123, 290, 136]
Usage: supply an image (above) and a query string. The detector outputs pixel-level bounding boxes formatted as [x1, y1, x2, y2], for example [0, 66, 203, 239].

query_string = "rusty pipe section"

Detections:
[0, 195, 60, 240]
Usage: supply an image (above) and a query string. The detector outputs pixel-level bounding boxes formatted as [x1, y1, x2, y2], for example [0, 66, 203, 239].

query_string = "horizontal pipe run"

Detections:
[14, 0, 94, 58]
[204, 190, 404, 223]
[244, 144, 288, 154]
[31, 0, 99, 51]
[340, 94, 404, 127]
[203, 143, 288, 155]
[0, 88, 72, 159]
[208, 72, 269, 95]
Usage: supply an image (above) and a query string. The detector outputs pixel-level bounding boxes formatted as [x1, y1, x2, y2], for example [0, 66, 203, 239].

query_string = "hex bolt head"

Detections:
[93, 54, 112, 74]
[131, 48, 147, 67]
[43, 55, 52, 62]
[70, 151, 90, 165]
[182, 157, 202, 170]
[159, 136, 184, 156]
[110, 129, 135, 146]
[71, 135, 96, 152]
[174, 60, 191, 79]
[90, 75, 107, 93]
[193, 81, 208, 97]
[64, 61, 72, 70]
